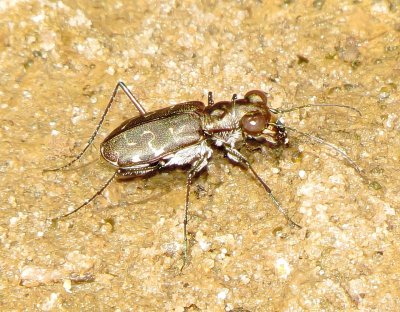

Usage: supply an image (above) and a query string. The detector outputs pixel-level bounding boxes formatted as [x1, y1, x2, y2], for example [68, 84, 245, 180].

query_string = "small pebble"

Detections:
[217, 288, 229, 300]
[63, 279, 72, 293]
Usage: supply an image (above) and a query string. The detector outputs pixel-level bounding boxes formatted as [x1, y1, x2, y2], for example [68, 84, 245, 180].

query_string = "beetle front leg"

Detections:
[224, 146, 302, 229]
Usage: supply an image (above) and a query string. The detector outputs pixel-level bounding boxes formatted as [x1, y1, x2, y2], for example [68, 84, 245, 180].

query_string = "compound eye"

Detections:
[244, 90, 268, 104]
[241, 112, 267, 135]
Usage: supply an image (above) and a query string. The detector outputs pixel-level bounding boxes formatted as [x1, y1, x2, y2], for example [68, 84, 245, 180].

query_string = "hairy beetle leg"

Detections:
[224, 146, 302, 229]
[44, 81, 147, 172]
[181, 155, 210, 271]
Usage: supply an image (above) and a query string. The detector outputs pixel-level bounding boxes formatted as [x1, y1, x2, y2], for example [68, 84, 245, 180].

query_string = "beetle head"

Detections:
[239, 90, 288, 146]
[204, 90, 288, 147]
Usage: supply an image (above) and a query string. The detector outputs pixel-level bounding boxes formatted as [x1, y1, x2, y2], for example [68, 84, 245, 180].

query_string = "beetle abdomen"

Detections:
[100, 112, 204, 168]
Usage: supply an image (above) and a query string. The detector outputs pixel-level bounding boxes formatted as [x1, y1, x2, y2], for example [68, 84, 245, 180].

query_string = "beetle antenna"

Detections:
[270, 104, 361, 116]
[285, 126, 366, 179]
[53, 170, 119, 220]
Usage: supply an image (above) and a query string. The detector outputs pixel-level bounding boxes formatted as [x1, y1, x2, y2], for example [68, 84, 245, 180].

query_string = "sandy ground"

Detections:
[0, 0, 399, 311]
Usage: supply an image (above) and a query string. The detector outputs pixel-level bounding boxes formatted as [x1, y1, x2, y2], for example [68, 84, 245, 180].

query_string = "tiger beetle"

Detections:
[46, 81, 364, 269]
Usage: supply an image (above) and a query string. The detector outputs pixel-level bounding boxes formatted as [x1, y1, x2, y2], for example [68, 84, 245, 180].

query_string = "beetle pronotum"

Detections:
[46, 81, 363, 268]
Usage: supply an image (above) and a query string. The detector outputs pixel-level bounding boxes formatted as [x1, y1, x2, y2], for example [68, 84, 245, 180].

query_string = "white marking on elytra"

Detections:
[123, 131, 137, 147]
[142, 130, 165, 156]
[129, 155, 142, 163]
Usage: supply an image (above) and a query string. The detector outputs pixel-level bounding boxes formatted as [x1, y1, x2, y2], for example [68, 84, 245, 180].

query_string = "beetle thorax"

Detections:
[201, 105, 244, 148]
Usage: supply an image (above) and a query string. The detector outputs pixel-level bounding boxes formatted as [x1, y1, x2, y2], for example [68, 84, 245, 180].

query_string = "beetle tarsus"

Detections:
[54, 170, 119, 220]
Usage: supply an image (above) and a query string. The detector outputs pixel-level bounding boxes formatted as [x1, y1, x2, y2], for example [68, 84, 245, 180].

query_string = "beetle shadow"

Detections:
[114, 165, 196, 206]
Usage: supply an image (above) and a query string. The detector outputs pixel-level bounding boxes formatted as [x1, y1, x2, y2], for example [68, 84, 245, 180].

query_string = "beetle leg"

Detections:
[208, 91, 214, 106]
[181, 155, 209, 270]
[116, 163, 161, 179]
[223, 146, 302, 229]
[55, 164, 161, 220]
[45, 81, 146, 172]
[117, 81, 146, 116]
[54, 170, 119, 220]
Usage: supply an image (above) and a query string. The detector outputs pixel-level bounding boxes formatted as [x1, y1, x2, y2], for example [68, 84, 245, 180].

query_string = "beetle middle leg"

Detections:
[224, 146, 302, 229]
[181, 155, 210, 270]
[45, 81, 147, 172]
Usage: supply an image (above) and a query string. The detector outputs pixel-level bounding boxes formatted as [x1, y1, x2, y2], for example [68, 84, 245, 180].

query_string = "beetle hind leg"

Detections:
[44, 81, 147, 172]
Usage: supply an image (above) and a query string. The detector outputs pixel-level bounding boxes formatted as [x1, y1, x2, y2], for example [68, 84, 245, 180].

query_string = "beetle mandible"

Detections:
[47, 81, 363, 268]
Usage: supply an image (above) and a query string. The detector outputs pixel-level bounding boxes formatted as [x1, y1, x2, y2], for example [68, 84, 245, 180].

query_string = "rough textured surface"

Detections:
[1, 0, 399, 311]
